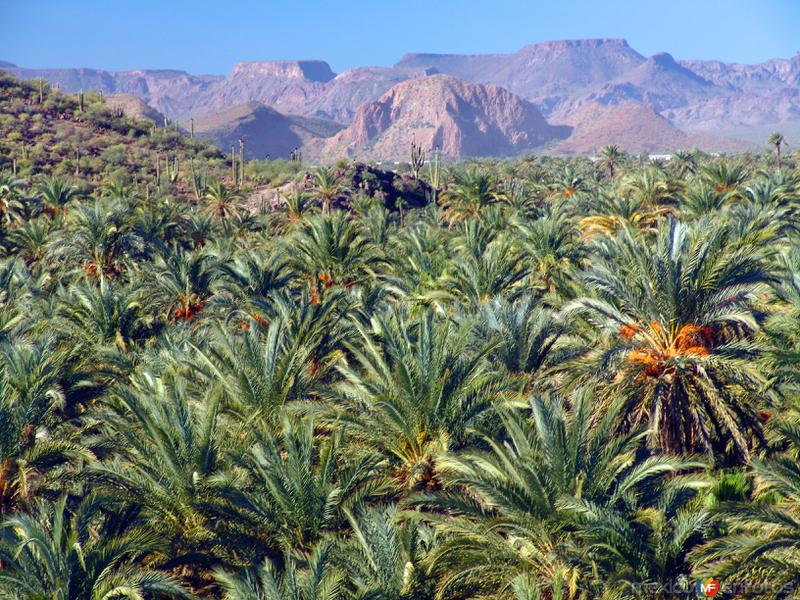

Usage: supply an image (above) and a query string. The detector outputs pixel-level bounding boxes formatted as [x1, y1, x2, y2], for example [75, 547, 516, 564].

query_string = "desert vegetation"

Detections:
[2, 75, 800, 599]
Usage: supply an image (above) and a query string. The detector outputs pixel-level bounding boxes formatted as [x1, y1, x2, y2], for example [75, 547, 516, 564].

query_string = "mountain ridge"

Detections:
[4, 38, 796, 154]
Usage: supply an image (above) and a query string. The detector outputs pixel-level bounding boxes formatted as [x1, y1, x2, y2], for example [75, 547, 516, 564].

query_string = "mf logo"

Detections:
[696, 578, 720, 597]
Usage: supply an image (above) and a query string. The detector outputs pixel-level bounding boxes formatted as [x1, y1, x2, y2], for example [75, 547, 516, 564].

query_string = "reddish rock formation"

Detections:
[310, 75, 569, 160]
[556, 103, 751, 154]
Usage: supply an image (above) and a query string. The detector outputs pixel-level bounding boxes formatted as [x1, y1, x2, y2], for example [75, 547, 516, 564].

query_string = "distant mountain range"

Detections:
[4, 39, 799, 159]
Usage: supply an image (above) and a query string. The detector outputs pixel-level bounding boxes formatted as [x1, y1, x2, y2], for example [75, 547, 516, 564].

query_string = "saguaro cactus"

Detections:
[238, 138, 245, 187]
[410, 136, 425, 178]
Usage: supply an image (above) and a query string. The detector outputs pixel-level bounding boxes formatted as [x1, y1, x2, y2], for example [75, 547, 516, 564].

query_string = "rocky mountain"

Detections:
[556, 103, 751, 154]
[192, 101, 343, 160]
[107, 93, 165, 124]
[308, 75, 570, 160]
[396, 39, 647, 113]
[5, 39, 800, 154]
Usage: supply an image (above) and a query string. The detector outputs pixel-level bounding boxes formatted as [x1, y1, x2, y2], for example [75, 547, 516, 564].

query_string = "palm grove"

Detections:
[1, 73, 800, 600]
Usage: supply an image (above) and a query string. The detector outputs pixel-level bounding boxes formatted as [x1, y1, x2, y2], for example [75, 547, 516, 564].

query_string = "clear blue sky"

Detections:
[5, 0, 798, 74]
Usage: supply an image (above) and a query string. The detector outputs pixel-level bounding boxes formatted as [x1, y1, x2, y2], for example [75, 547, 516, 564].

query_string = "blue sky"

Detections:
[5, 0, 798, 74]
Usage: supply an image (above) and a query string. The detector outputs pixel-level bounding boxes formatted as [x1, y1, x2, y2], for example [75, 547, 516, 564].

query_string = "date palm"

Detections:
[767, 131, 786, 168]
[562, 218, 776, 459]
[440, 168, 498, 223]
[692, 418, 800, 598]
[48, 200, 145, 278]
[336, 504, 436, 600]
[0, 495, 190, 599]
[331, 309, 504, 491]
[0, 173, 25, 227]
[196, 309, 345, 429]
[214, 542, 345, 600]
[474, 296, 568, 393]
[37, 175, 80, 217]
[411, 392, 705, 600]
[221, 415, 381, 558]
[205, 179, 242, 221]
[597, 145, 626, 179]
[0, 341, 91, 516]
[90, 369, 230, 583]
[55, 278, 155, 354]
[150, 246, 219, 322]
[516, 208, 584, 298]
[289, 213, 385, 299]
[311, 167, 347, 215]
[443, 231, 527, 308]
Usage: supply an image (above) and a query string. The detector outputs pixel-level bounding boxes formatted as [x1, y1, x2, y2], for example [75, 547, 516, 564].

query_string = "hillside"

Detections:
[397, 38, 647, 110]
[5, 40, 800, 145]
[556, 102, 751, 153]
[0, 73, 221, 188]
[193, 101, 343, 160]
[310, 74, 570, 160]
[107, 93, 165, 124]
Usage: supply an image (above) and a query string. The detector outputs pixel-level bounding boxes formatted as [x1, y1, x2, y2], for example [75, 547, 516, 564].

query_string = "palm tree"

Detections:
[0, 341, 92, 515]
[331, 309, 504, 491]
[205, 179, 242, 222]
[37, 175, 79, 217]
[336, 504, 435, 600]
[55, 278, 155, 354]
[221, 415, 381, 558]
[562, 218, 776, 459]
[90, 369, 230, 585]
[767, 131, 786, 168]
[0, 496, 190, 599]
[196, 312, 343, 429]
[48, 200, 145, 278]
[214, 542, 345, 600]
[516, 208, 584, 298]
[699, 160, 749, 196]
[289, 213, 385, 300]
[440, 168, 498, 223]
[150, 246, 219, 322]
[578, 192, 672, 237]
[692, 417, 800, 598]
[311, 167, 347, 215]
[0, 173, 25, 227]
[598, 145, 626, 179]
[410, 392, 706, 599]
[474, 296, 568, 393]
[443, 229, 527, 308]
[670, 150, 699, 177]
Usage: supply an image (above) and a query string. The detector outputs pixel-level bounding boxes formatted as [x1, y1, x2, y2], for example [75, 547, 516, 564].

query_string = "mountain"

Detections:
[309, 75, 570, 160]
[5, 39, 800, 152]
[192, 101, 343, 160]
[0, 72, 220, 187]
[107, 93, 165, 124]
[396, 39, 646, 111]
[302, 66, 437, 123]
[556, 103, 751, 154]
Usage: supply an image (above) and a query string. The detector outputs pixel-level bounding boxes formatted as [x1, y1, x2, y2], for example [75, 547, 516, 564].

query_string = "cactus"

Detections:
[189, 157, 208, 200]
[12, 157, 17, 176]
[428, 145, 441, 201]
[238, 138, 245, 187]
[165, 156, 180, 183]
[410, 136, 425, 178]
[75, 148, 80, 176]
[190, 117, 194, 138]
[230, 146, 236, 184]
[38, 78, 44, 104]
[155, 153, 160, 185]
[79, 89, 84, 112]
